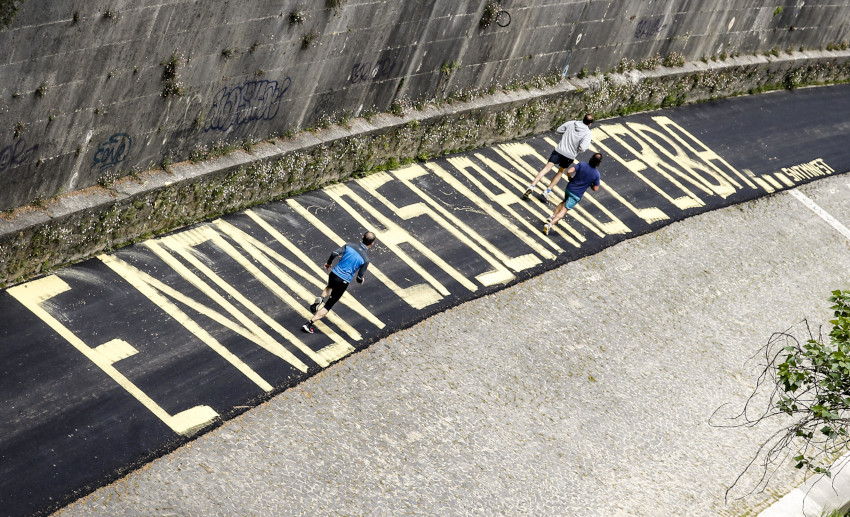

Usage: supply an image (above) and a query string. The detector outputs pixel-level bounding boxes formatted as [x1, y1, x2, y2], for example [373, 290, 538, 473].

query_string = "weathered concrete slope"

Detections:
[1, 0, 849, 212]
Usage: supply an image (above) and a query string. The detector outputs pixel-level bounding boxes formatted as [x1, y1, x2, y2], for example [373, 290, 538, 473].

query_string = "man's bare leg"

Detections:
[310, 307, 329, 324]
[546, 168, 566, 192]
[543, 201, 569, 235]
[310, 285, 333, 314]
[541, 167, 566, 201]
[523, 162, 556, 198]
[550, 202, 569, 225]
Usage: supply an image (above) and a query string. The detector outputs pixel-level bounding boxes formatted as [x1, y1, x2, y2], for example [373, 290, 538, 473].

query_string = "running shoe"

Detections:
[541, 189, 552, 202]
[301, 322, 315, 334]
[522, 187, 533, 199]
[309, 297, 322, 314]
[543, 222, 551, 235]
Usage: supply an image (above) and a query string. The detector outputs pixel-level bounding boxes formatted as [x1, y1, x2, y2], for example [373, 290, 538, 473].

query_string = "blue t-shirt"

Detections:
[329, 242, 371, 283]
[566, 162, 600, 199]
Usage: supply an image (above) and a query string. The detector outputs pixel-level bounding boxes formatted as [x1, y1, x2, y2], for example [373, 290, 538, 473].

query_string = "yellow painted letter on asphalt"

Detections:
[150, 224, 355, 367]
[595, 123, 704, 210]
[99, 254, 278, 390]
[781, 158, 835, 182]
[624, 121, 737, 198]
[589, 129, 669, 224]
[651, 116, 756, 191]
[325, 179, 477, 296]
[492, 142, 592, 241]
[428, 158, 570, 255]
[572, 192, 631, 235]
[814, 158, 835, 174]
[493, 142, 546, 177]
[212, 218, 361, 361]
[242, 210, 383, 335]
[492, 144, 629, 237]
[8, 276, 219, 436]
[477, 150, 589, 242]
[286, 198, 443, 310]
[381, 164, 532, 285]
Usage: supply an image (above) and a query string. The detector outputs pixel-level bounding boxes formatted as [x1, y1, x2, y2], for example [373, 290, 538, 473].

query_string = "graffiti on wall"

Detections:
[204, 78, 292, 132]
[560, 49, 573, 77]
[91, 133, 133, 171]
[349, 59, 397, 84]
[634, 17, 666, 39]
[0, 138, 39, 173]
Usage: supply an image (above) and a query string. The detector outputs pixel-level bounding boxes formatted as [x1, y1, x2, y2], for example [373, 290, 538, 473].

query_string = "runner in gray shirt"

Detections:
[523, 113, 593, 202]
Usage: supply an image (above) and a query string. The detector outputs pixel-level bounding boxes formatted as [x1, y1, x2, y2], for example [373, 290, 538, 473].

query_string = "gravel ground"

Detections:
[53, 173, 850, 517]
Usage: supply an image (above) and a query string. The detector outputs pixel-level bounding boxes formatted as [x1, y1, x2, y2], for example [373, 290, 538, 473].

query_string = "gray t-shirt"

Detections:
[555, 120, 592, 160]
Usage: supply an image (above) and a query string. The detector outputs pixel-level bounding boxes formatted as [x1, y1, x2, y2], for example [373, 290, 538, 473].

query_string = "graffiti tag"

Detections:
[349, 59, 397, 84]
[204, 78, 292, 132]
[634, 17, 666, 39]
[91, 133, 133, 171]
[0, 138, 39, 173]
[561, 49, 573, 77]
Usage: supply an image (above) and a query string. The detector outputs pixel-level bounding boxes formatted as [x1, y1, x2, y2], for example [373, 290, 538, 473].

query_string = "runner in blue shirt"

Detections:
[543, 153, 603, 235]
[303, 231, 376, 334]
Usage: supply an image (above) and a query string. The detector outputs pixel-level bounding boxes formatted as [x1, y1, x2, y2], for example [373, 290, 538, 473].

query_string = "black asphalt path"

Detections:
[2, 83, 849, 517]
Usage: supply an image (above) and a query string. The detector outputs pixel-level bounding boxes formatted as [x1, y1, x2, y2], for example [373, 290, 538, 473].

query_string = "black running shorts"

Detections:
[324, 272, 349, 312]
[547, 150, 575, 169]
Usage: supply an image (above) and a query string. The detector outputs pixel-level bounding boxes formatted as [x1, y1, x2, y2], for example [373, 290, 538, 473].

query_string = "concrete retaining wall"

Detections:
[1, 0, 849, 212]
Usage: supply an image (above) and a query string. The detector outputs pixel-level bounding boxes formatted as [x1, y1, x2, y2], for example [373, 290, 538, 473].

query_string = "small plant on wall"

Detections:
[440, 61, 460, 76]
[290, 9, 306, 25]
[328, 0, 345, 16]
[161, 52, 185, 97]
[302, 30, 319, 49]
[0, 0, 25, 30]
[35, 82, 49, 98]
[480, 1, 502, 28]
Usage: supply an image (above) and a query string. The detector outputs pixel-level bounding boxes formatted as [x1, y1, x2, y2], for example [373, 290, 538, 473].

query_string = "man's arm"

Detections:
[555, 121, 570, 134]
[355, 261, 370, 284]
[324, 245, 346, 271]
[591, 184, 600, 192]
[565, 165, 577, 180]
[577, 133, 592, 154]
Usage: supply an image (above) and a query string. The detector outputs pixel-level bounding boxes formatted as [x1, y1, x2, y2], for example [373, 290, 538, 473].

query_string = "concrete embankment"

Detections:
[2, 0, 849, 213]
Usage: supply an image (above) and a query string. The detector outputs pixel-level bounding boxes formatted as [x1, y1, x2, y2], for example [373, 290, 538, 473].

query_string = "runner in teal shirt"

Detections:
[543, 153, 603, 235]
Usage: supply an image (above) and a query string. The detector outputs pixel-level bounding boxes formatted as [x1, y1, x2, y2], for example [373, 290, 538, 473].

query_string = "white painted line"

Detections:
[788, 189, 850, 241]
